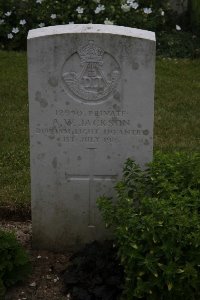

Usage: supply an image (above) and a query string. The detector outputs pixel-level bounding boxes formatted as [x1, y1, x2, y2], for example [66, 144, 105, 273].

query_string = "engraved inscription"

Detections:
[35, 109, 150, 145]
[62, 41, 120, 103]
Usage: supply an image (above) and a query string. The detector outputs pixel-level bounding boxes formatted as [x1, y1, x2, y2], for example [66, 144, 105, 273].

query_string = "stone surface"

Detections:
[28, 24, 155, 251]
[169, 0, 188, 14]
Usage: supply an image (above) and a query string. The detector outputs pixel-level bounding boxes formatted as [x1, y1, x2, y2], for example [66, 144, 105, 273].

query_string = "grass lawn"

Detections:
[0, 51, 200, 211]
[155, 58, 200, 152]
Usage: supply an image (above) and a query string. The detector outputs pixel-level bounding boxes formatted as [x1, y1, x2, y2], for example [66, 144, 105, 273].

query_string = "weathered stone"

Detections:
[28, 24, 155, 250]
[169, 0, 188, 14]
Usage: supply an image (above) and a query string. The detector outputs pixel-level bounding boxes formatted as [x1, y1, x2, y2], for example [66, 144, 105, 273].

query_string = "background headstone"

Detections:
[28, 24, 155, 251]
[169, 0, 188, 14]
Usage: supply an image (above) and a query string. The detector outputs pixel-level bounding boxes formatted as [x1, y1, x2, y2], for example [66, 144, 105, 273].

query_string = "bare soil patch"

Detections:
[0, 220, 123, 300]
[0, 220, 72, 300]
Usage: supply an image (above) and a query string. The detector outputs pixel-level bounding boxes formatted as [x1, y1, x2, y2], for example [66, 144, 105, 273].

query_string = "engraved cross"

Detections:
[65, 148, 117, 227]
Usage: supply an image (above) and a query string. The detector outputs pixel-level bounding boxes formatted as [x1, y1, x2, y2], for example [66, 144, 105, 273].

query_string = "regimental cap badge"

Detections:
[62, 40, 121, 103]
[78, 40, 104, 65]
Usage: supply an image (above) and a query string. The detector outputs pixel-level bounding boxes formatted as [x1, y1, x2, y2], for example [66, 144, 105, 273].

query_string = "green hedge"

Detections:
[98, 152, 200, 300]
[0, 0, 200, 57]
[0, 0, 175, 50]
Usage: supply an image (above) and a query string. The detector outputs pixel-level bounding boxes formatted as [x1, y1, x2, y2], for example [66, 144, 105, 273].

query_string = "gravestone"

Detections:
[169, 0, 188, 14]
[28, 24, 155, 251]
[170, 0, 188, 15]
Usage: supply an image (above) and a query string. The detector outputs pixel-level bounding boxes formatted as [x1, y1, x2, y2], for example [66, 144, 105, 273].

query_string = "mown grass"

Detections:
[0, 51, 30, 213]
[155, 58, 200, 152]
[0, 51, 199, 211]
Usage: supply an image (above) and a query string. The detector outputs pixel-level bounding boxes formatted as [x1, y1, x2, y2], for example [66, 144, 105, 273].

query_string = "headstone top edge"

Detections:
[27, 24, 155, 42]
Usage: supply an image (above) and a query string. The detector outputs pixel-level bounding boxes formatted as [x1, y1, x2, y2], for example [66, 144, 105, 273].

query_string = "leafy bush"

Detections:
[157, 31, 200, 58]
[98, 152, 200, 300]
[0, 0, 175, 51]
[0, 229, 31, 298]
[1, 0, 199, 57]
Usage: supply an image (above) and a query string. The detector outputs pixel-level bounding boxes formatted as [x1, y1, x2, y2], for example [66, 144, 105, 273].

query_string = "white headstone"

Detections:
[28, 24, 155, 251]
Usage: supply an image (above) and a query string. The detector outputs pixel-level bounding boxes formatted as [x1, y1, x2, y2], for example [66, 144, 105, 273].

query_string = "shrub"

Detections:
[0, 0, 174, 51]
[157, 31, 200, 58]
[98, 152, 200, 300]
[1, 0, 199, 57]
[0, 229, 31, 298]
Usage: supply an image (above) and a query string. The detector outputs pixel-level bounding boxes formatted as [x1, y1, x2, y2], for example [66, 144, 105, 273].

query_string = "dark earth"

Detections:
[0, 219, 124, 300]
[63, 240, 124, 300]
